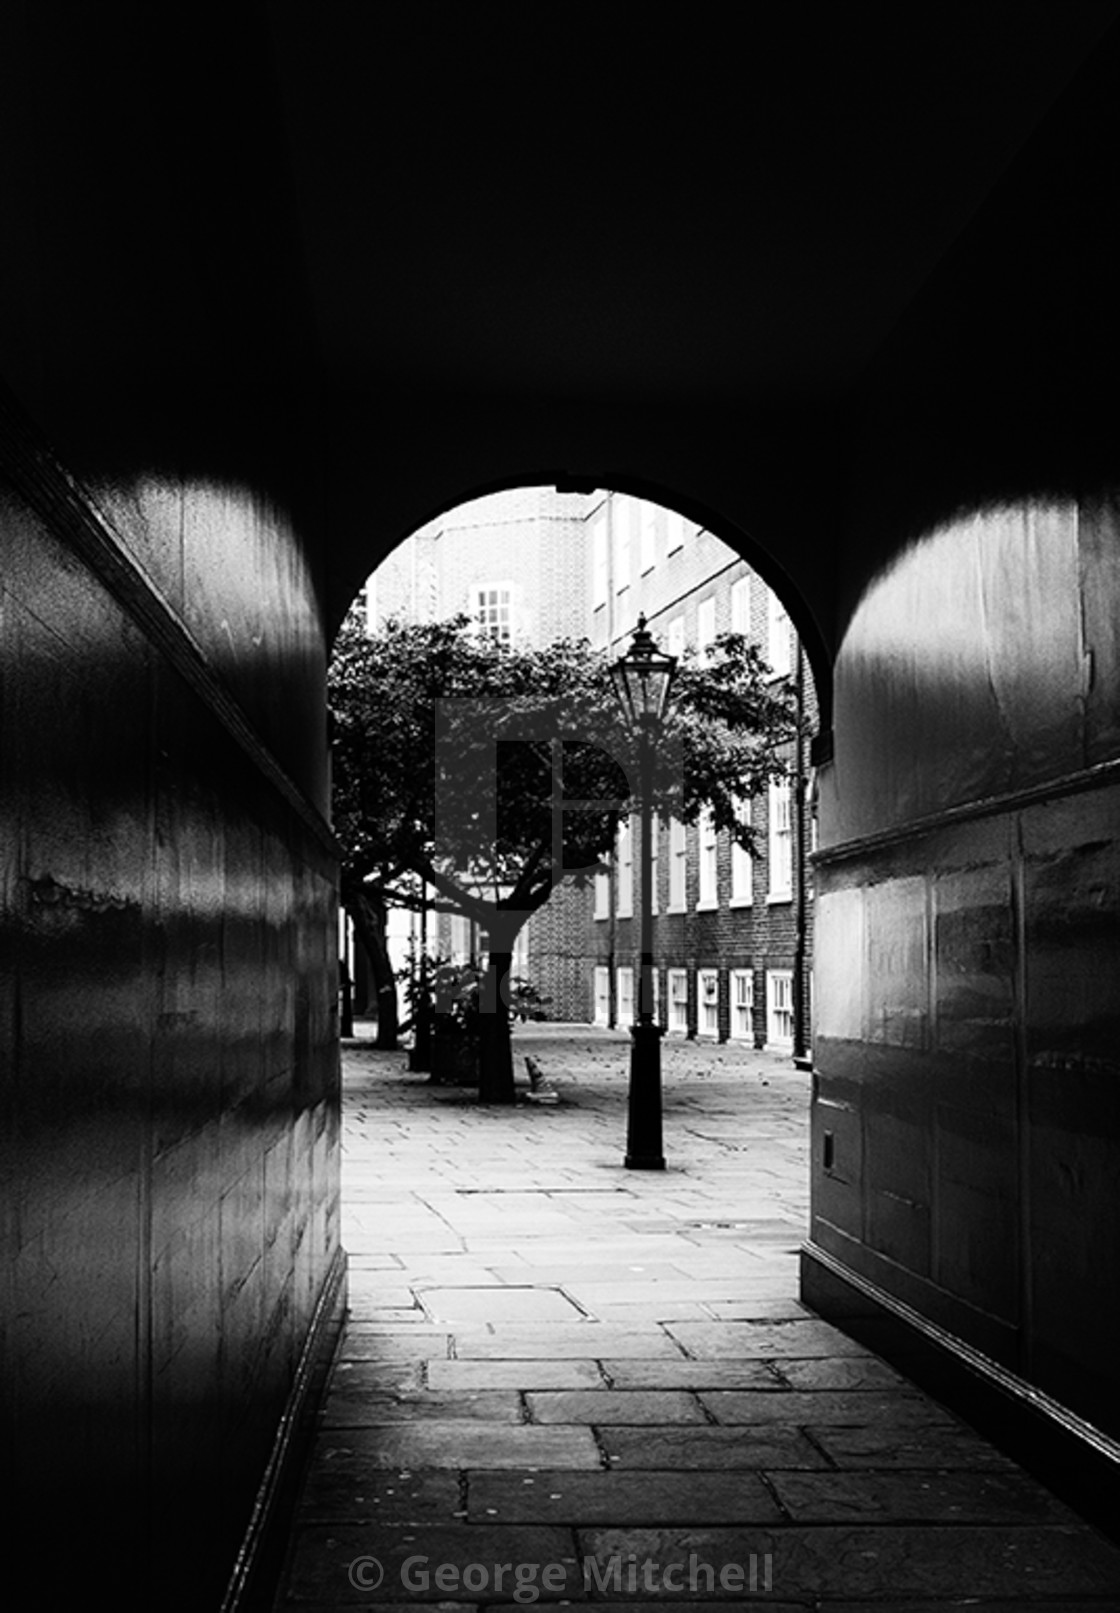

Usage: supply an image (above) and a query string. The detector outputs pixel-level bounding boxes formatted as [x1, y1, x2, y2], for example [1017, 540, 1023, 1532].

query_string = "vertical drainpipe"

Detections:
[792, 637, 810, 1066]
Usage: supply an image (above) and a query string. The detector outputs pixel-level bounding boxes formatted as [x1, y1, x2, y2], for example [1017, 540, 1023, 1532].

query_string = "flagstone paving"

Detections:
[272, 1024, 1120, 1608]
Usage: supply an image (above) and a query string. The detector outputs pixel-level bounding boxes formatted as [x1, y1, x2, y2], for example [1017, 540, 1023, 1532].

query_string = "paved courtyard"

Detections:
[273, 1024, 1120, 1609]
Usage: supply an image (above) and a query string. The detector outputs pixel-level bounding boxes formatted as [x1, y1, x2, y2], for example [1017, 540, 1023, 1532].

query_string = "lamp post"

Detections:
[610, 615, 677, 1170]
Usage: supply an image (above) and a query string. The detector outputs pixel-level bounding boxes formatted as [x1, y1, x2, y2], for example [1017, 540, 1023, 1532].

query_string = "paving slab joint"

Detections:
[695, 1389, 721, 1425]
[757, 1467, 797, 1523]
[798, 1424, 839, 1469]
[588, 1425, 614, 1471]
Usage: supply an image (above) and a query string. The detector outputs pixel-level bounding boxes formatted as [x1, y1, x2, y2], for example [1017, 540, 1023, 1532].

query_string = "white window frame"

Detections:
[649, 814, 660, 916]
[696, 808, 718, 909]
[730, 795, 752, 906]
[613, 497, 631, 594]
[767, 778, 793, 902]
[668, 816, 687, 911]
[639, 501, 657, 573]
[473, 582, 515, 645]
[766, 969, 795, 1048]
[696, 968, 720, 1037]
[667, 968, 689, 1033]
[593, 965, 611, 1027]
[592, 515, 608, 609]
[730, 574, 750, 636]
[730, 969, 754, 1042]
[449, 913, 471, 963]
[766, 587, 793, 677]
[594, 865, 610, 919]
[667, 615, 685, 660]
[666, 510, 686, 554]
[616, 816, 633, 918]
[616, 965, 634, 1026]
[696, 597, 716, 658]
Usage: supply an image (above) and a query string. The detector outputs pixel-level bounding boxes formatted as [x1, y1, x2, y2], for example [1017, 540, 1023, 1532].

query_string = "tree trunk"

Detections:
[341, 876, 399, 1049]
[478, 946, 515, 1104]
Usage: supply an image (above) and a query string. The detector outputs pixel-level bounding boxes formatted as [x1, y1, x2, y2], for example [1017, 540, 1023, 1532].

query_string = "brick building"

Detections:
[358, 486, 817, 1052]
[585, 492, 817, 1055]
[358, 487, 597, 1017]
[368, 485, 593, 642]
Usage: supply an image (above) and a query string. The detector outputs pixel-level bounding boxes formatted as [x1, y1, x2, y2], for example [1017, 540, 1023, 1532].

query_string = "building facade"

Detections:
[357, 486, 596, 1015]
[584, 492, 816, 1054]
[360, 486, 816, 1052]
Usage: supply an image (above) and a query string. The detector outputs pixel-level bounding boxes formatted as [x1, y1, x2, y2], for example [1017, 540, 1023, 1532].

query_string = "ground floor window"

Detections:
[667, 968, 688, 1033]
[730, 968, 754, 1041]
[449, 912, 472, 962]
[593, 965, 610, 1027]
[616, 965, 634, 1026]
[632, 963, 658, 1020]
[766, 968, 794, 1046]
[696, 968, 719, 1036]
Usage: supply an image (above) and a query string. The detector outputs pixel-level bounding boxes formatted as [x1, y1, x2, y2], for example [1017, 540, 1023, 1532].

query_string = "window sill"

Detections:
[766, 892, 792, 905]
[728, 896, 753, 908]
[695, 899, 719, 912]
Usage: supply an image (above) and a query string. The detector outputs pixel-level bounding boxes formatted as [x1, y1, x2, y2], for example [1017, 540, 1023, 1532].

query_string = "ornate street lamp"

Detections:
[610, 615, 677, 1169]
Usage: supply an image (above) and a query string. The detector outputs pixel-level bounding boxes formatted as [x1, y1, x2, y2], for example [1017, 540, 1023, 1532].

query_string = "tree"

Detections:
[328, 608, 797, 1101]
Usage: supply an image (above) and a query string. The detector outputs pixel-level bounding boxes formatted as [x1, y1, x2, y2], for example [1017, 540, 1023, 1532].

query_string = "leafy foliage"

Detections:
[329, 608, 798, 929]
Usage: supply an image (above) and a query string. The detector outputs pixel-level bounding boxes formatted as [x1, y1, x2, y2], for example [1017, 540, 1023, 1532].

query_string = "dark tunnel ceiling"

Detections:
[265, 2, 1120, 405]
[5, 1, 1120, 644]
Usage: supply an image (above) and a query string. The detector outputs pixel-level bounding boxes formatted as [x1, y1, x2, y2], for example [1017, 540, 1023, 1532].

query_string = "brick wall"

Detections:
[586, 492, 818, 1054]
[372, 486, 594, 640]
[521, 882, 595, 1022]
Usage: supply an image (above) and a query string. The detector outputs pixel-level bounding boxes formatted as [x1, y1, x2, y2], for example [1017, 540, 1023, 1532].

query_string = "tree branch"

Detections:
[411, 857, 495, 924]
[506, 837, 550, 909]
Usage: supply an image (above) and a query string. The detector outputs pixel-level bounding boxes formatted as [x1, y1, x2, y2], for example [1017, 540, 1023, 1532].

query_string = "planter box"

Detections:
[430, 1021, 479, 1086]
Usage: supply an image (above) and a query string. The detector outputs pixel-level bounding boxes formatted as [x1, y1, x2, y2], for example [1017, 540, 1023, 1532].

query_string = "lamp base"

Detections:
[624, 1018, 665, 1171]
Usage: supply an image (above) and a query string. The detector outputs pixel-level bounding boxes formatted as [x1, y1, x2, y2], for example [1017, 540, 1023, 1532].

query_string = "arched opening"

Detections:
[329, 471, 833, 742]
[330, 481, 822, 1067]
